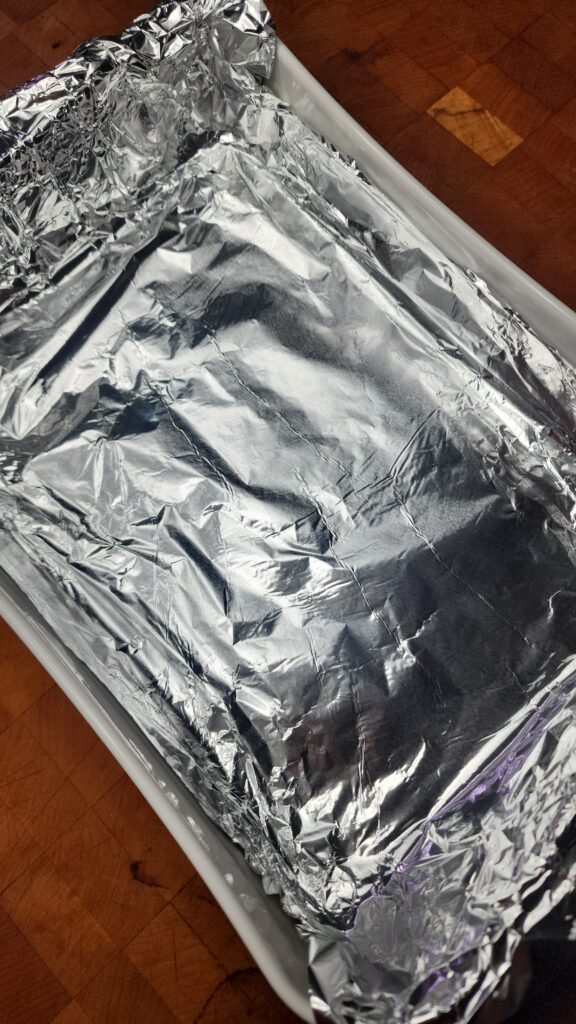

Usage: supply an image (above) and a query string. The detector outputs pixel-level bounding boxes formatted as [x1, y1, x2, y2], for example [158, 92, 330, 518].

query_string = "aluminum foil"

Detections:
[1, 3, 576, 1021]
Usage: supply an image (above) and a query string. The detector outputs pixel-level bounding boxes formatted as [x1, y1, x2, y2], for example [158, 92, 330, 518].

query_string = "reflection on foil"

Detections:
[1, 3, 576, 1021]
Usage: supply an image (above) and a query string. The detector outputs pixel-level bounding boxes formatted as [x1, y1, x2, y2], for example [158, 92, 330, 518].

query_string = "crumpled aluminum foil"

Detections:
[1, 2, 576, 1021]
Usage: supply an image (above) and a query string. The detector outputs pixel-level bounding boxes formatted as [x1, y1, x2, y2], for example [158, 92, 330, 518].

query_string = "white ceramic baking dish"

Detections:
[1, 40, 575, 1024]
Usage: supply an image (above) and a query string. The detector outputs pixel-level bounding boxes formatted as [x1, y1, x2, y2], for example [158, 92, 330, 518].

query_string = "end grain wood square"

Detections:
[524, 225, 576, 309]
[0, 10, 14, 37]
[195, 967, 301, 1024]
[23, 683, 97, 777]
[328, 68, 416, 142]
[387, 111, 488, 194]
[461, 63, 549, 138]
[0, 697, 12, 738]
[25, 777, 87, 852]
[391, 15, 478, 88]
[358, 39, 445, 113]
[552, 99, 576, 144]
[523, 13, 576, 74]
[173, 874, 254, 975]
[0, 619, 53, 719]
[464, 0, 550, 38]
[0, 0, 53, 22]
[345, 0, 427, 35]
[94, 775, 196, 901]
[428, 86, 523, 164]
[50, 0, 125, 42]
[76, 954, 180, 1024]
[522, 120, 576, 193]
[17, 8, 77, 65]
[493, 36, 576, 111]
[0, 30, 46, 89]
[98, 0, 151, 23]
[51, 1002, 93, 1024]
[0, 797, 43, 895]
[126, 904, 226, 1023]
[0, 857, 114, 995]
[490, 149, 576, 229]
[0, 907, 69, 1024]
[452, 182, 544, 264]
[50, 809, 166, 947]
[0, 718, 67, 823]
[299, 0, 383, 57]
[264, 3, 345, 72]
[429, 0, 508, 61]
[68, 735, 125, 806]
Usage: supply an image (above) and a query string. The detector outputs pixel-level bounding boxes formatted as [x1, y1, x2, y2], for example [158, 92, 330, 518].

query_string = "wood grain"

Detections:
[429, 0, 508, 62]
[125, 904, 226, 1023]
[391, 13, 479, 87]
[1, 2, 576, 1022]
[523, 12, 576, 73]
[75, 955, 181, 1024]
[492, 36, 576, 111]
[428, 85, 523, 164]
[459, 62, 549, 138]
[94, 776, 194, 901]
[462, 0, 551, 38]
[357, 39, 445, 113]
[51, 1003, 93, 1024]
[1, 857, 115, 995]
[0, 908, 69, 1024]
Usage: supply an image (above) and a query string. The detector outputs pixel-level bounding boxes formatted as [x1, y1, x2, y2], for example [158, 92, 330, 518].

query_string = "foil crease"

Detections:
[1, 3, 576, 1021]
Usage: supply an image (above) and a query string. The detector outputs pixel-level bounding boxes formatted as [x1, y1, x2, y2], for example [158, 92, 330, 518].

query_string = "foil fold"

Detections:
[1, 3, 576, 1022]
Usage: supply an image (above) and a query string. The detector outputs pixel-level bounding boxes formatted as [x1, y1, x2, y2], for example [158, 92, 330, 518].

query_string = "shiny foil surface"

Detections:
[1, 3, 576, 1021]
